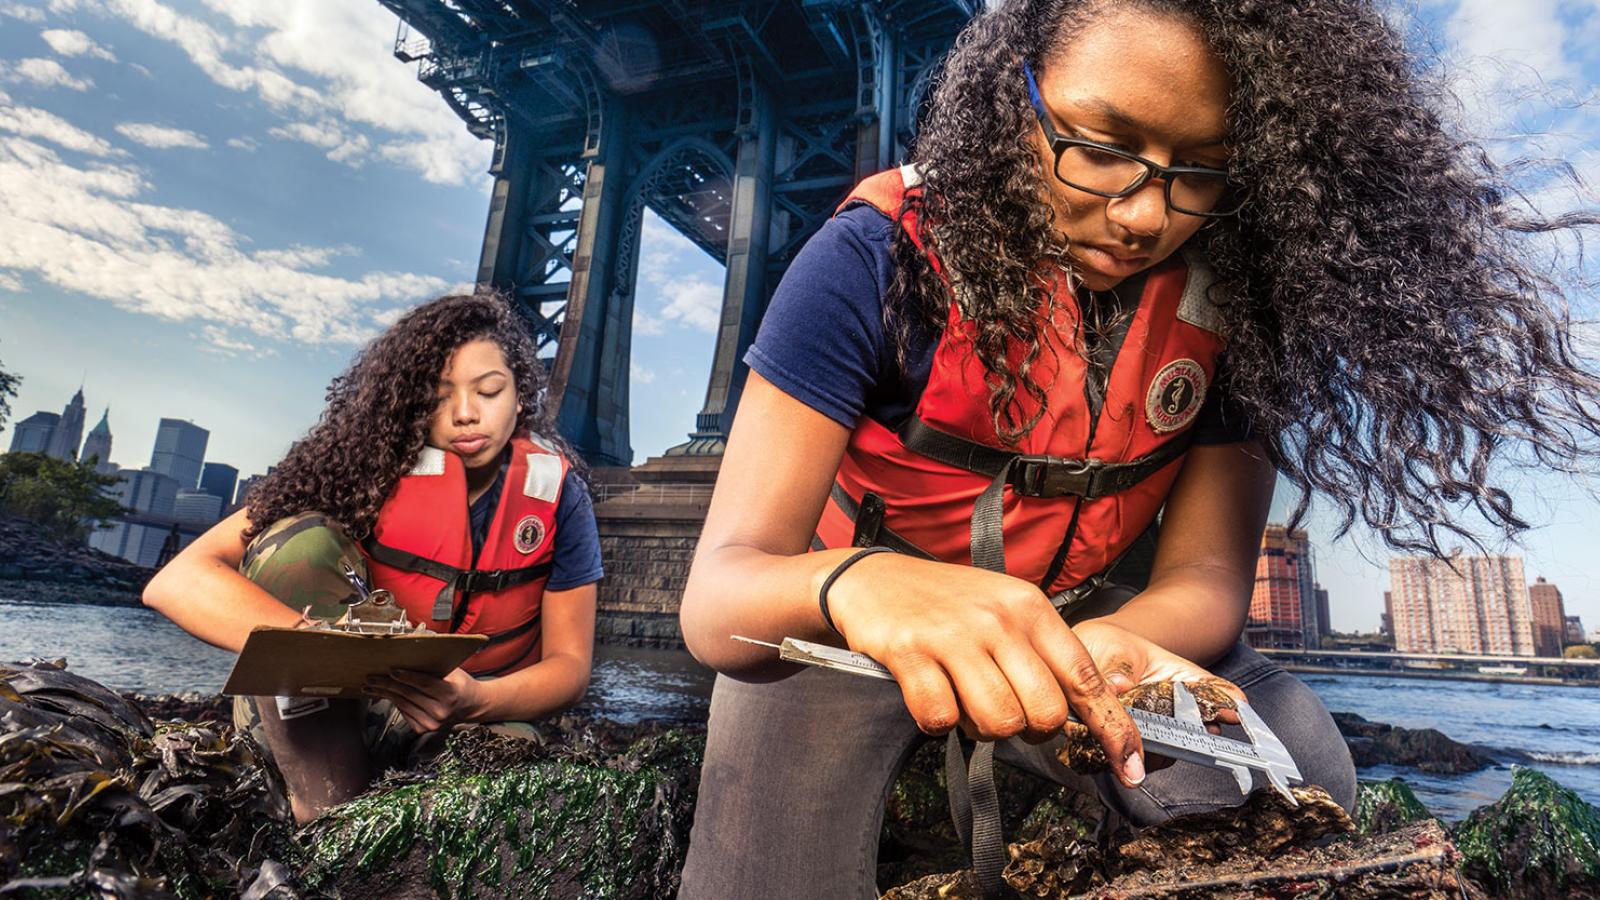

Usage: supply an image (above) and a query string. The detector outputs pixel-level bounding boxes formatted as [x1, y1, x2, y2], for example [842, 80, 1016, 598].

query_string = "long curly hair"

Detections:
[892, 0, 1600, 554]
[243, 294, 582, 543]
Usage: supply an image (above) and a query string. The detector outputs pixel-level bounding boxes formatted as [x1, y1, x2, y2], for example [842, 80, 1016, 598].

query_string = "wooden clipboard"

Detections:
[222, 626, 488, 698]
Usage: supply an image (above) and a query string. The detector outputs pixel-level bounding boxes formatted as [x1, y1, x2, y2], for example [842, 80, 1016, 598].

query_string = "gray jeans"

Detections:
[678, 641, 1355, 899]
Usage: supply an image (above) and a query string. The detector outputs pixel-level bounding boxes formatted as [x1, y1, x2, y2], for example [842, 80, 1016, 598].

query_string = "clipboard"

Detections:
[222, 626, 488, 698]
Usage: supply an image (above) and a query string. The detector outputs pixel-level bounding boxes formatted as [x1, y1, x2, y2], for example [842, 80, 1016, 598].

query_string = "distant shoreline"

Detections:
[1277, 661, 1594, 689]
[0, 579, 143, 609]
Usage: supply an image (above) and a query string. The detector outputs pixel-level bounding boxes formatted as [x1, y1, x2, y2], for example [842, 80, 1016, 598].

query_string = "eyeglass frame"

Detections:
[1021, 61, 1242, 218]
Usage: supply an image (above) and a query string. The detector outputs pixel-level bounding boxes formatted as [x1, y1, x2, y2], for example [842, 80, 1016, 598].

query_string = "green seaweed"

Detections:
[1353, 777, 1433, 834]
[1453, 766, 1600, 898]
[298, 728, 704, 900]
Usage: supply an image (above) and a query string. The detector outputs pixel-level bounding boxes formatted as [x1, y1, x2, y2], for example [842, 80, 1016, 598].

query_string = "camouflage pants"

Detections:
[231, 512, 533, 772]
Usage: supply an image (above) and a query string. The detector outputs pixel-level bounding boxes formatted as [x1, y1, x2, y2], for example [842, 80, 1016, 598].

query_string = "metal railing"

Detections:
[591, 482, 714, 505]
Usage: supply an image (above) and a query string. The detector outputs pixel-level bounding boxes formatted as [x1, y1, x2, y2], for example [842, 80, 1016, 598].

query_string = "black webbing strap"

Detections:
[361, 536, 553, 621]
[899, 415, 1193, 501]
[826, 484, 934, 560]
[945, 733, 1006, 895]
[471, 614, 543, 677]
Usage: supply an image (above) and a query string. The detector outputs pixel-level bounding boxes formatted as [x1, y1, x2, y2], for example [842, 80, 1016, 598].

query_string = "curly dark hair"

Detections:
[243, 294, 583, 543]
[892, 0, 1600, 554]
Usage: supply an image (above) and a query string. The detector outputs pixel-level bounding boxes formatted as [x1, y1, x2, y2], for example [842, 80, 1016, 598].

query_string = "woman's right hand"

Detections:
[824, 552, 1147, 788]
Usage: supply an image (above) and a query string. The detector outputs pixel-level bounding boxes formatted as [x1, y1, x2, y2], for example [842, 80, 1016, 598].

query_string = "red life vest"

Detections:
[361, 433, 569, 677]
[813, 166, 1231, 603]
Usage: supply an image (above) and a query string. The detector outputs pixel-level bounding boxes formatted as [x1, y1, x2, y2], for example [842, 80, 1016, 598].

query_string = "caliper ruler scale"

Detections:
[733, 635, 1302, 804]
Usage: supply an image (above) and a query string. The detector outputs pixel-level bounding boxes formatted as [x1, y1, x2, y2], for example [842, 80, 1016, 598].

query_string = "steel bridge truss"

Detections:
[379, 0, 974, 465]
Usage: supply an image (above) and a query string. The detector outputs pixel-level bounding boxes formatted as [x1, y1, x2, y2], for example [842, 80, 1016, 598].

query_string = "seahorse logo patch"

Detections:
[513, 515, 546, 554]
[1145, 359, 1207, 434]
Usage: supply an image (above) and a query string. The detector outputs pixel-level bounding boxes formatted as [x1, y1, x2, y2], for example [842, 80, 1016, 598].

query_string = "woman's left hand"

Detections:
[365, 668, 485, 733]
[1071, 619, 1246, 709]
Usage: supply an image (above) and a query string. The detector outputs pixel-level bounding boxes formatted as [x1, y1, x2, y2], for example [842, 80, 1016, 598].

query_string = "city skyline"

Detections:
[3, 0, 1600, 634]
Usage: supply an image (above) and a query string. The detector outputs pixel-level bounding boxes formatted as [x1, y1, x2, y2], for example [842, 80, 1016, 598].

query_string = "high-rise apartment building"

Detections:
[1528, 577, 1567, 658]
[1389, 555, 1536, 656]
[1314, 584, 1331, 638]
[44, 388, 86, 461]
[7, 411, 58, 454]
[173, 489, 224, 526]
[1247, 525, 1319, 649]
[1565, 616, 1587, 647]
[199, 462, 238, 505]
[1381, 590, 1394, 637]
[148, 419, 208, 490]
[78, 408, 113, 473]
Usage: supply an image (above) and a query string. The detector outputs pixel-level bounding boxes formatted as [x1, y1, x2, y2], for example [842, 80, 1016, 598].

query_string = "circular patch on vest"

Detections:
[1145, 359, 1208, 434]
[513, 515, 546, 555]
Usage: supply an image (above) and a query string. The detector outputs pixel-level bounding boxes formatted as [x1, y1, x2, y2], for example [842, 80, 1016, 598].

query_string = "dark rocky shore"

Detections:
[0, 516, 151, 607]
[5, 660, 1600, 898]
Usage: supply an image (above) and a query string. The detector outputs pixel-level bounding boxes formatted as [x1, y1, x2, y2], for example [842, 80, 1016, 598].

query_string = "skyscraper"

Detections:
[1389, 555, 1536, 656]
[43, 388, 85, 461]
[148, 419, 208, 489]
[199, 462, 238, 505]
[1314, 584, 1331, 638]
[1528, 577, 1567, 658]
[7, 411, 58, 454]
[78, 407, 113, 473]
[173, 489, 224, 526]
[1565, 616, 1587, 647]
[1247, 525, 1317, 650]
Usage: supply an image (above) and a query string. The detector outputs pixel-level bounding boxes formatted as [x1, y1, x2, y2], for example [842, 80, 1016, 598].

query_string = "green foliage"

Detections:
[0, 452, 125, 541]
[0, 353, 17, 434]
[1353, 778, 1432, 835]
[1454, 766, 1600, 897]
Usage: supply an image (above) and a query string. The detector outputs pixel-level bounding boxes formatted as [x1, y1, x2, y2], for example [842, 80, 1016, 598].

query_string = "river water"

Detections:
[2, 597, 1595, 820]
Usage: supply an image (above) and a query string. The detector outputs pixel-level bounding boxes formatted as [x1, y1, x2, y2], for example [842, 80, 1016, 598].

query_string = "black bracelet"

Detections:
[819, 546, 896, 635]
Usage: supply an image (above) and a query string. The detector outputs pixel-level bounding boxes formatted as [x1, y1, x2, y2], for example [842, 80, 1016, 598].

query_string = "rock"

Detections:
[297, 723, 706, 900]
[1355, 777, 1434, 835]
[1114, 785, 1354, 871]
[1333, 711, 1493, 774]
[1454, 765, 1600, 899]
[884, 787, 1468, 900]
[1090, 819, 1461, 899]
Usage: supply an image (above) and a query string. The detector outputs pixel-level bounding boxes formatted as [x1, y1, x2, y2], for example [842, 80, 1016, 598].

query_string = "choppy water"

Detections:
[2, 597, 1596, 820]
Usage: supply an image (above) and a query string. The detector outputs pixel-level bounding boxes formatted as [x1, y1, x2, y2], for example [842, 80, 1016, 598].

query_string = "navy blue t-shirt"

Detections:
[745, 204, 1251, 444]
[469, 465, 603, 591]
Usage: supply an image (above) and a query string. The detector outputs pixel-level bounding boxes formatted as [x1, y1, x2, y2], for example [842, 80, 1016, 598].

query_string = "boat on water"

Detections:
[1404, 660, 1449, 670]
[1477, 664, 1530, 676]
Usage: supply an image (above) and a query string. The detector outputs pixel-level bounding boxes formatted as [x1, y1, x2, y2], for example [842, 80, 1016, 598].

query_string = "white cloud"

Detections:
[41, 29, 117, 62]
[0, 111, 450, 347]
[3, 58, 94, 91]
[0, 3, 44, 23]
[0, 105, 121, 157]
[115, 122, 208, 149]
[656, 278, 722, 333]
[97, 0, 488, 184]
[631, 362, 657, 384]
[199, 324, 262, 356]
[226, 135, 258, 151]
[0, 270, 22, 292]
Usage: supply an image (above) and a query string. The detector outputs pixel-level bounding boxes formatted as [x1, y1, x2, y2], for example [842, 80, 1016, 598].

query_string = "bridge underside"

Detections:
[377, 0, 973, 465]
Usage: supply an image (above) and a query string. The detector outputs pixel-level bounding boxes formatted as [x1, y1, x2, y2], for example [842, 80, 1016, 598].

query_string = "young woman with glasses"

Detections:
[677, 1, 1600, 895]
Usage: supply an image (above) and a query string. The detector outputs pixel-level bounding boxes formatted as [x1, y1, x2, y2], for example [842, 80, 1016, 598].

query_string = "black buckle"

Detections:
[1008, 456, 1104, 498]
[458, 569, 508, 594]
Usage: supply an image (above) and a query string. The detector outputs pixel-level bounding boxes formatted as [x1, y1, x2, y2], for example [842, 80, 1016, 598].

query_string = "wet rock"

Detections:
[1355, 777, 1434, 835]
[1332, 711, 1492, 774]
[1114, 785, 1353, 871]
[0, 515, 151, 606]
[297, 721, 706, 900]
[1453, 765, 1600, 899]
[1091, 818, 1461, 899]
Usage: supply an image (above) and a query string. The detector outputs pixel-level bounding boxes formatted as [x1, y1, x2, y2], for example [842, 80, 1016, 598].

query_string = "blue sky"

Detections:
[0, 0, 1597, 636]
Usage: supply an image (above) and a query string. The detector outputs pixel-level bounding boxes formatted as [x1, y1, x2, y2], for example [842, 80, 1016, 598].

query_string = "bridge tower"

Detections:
[377, 0, 975, 466]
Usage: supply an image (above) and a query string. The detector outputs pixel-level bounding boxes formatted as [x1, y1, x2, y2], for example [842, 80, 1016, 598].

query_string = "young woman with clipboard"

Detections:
[145, 294, 603, 823]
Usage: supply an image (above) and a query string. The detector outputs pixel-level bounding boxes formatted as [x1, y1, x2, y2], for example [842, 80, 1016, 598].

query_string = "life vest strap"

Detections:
[361, 536, 554, 621]
[897, 415, 1193, 500]
[826, 483, 935, 560]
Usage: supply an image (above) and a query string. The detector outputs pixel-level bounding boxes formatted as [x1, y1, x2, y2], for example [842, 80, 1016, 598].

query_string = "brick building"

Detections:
[1528, 577, 1567, 657]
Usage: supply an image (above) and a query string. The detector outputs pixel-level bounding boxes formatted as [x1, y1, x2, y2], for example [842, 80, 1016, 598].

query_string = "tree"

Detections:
[0, 452, 125, 542]
[1562, 644, 1598, 660]
[0, 350, 18, 435]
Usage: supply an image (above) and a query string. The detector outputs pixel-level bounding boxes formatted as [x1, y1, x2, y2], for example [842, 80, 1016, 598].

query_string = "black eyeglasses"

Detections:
[1023, 62, 1242, 218]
